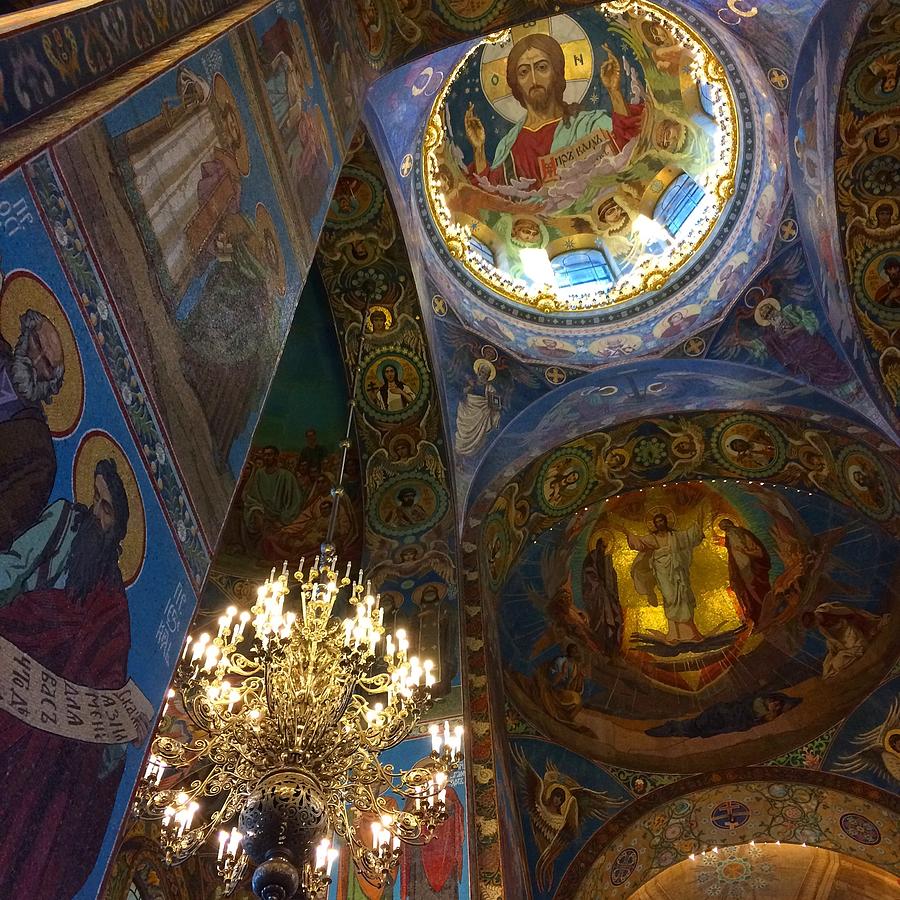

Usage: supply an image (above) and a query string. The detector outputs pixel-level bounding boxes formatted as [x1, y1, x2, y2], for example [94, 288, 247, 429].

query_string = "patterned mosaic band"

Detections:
[25, 150, 210, 585]
[0, 0, 248, 137]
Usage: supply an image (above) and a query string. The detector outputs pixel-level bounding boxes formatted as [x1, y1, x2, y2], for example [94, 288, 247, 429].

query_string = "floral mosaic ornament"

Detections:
[840, 812, 881, 846]
[610, 847, 639, 886]
[695, 843, 773, 898]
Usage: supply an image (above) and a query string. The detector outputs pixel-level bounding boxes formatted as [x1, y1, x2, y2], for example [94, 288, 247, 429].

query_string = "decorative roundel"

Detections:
[779, 218, 799, 242]
[683, 335, 706, 357]
[483, 513, 512, 591]
[359, 347, 431, 423]
[327, 165, 384, 230]
[418, 2, 751, 319]
[369, 472, 448, 538]
[711, 800, 751, 830]
[840, 812, 881, 846]
[434, 0, 507, 32]
[356, 0, 391, 69]
[838, 444, 894, 521]
[855, 245, 900, 329]
[431, 294, 449, 317]
[847, 48, 900, 113]
[400, 154, 414, 177]
[537, 446, 595, 515]
[712, 414, 786, 477]
[609, 847, 639, 886]
[767, 67, 789, 90]
[545, 365, 567, 385]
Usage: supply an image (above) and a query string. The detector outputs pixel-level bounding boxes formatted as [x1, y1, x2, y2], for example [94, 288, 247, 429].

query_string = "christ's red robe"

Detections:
[0, 580, 131, 898]
[470, 105, 645, 189]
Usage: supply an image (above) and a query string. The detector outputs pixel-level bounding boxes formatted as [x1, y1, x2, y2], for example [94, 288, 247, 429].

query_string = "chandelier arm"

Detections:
[220, 651, 264, 677]
[181, 689, 226, 735]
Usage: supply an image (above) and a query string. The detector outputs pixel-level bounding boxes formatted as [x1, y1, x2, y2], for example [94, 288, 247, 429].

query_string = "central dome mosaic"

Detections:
[421, 1, 744, 316]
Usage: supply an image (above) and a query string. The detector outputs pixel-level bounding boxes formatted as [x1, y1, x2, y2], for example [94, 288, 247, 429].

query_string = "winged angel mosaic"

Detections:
[512, 746, 625, 892]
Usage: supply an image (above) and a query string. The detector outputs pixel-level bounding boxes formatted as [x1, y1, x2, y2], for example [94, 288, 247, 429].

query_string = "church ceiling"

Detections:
[835, 0, 900, 426]
[18, 0, 891, 896]
[420, 3, 755, 319]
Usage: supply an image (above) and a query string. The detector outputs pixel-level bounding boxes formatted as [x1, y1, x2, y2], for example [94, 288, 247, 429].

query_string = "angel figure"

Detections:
[366, 438, 445, 494]
[365, 540, 454, 588]
[751, 491, 845, 628]
[512, 747, 625, 893]
[345, 305, 426, 371]
[858, 310, 900, 404]
[844, 200, 900, 265]
[833, 695, 900, 787]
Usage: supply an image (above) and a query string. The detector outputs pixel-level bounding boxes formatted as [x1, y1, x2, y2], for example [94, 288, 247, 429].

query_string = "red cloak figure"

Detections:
[0, 580, 131, 897]
[401, 785, 464, 898]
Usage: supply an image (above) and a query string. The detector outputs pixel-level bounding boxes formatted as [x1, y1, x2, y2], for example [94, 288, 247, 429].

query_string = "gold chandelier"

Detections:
[135, 552, 462, 899]
[135, 325, 462, 899]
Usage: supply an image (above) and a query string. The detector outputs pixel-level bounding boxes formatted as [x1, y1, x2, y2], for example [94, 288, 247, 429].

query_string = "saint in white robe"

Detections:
[455, 383, 500, 456]
[627, 522, 703, 624]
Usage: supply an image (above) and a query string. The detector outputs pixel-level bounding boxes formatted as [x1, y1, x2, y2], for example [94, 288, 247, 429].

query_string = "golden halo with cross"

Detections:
[72, 430, 146, 587]
[479, 15, 593, 123]
[646, 505, 677, 530]
[0, 271, 84, 438]
[255, 203, 286, 297]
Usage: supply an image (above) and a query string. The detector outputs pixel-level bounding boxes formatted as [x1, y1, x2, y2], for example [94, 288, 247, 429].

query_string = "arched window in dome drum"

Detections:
[551, 248, 615, 289]
[699, 81, 717, 117]
[468, 236, 495, 267]
[656, 174, 705, 236]
[127, 882, 144, 900]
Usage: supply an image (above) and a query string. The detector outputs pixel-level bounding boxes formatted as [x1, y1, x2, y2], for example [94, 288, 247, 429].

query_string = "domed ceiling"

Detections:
[421, 3, 741, 313]
[88, 0, 899, 897]
[408, 1, 786, 363]
[499, 478, 898, 773]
